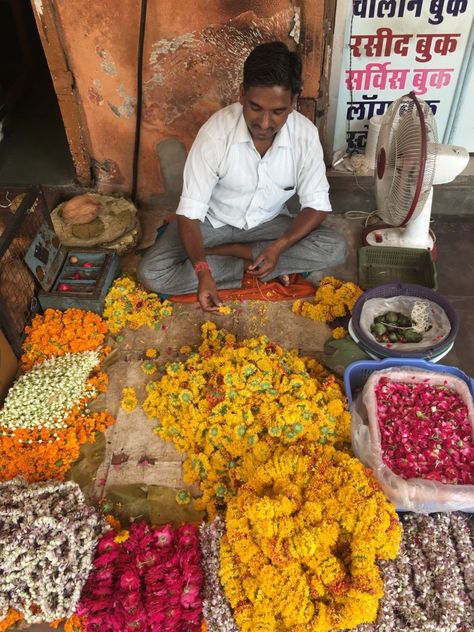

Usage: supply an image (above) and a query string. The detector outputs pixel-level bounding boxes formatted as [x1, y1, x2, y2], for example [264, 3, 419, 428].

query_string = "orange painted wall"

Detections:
[50, 0, 324, 202]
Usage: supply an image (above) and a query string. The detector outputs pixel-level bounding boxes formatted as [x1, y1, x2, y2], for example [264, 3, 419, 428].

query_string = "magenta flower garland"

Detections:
[76, 522, 203, 631]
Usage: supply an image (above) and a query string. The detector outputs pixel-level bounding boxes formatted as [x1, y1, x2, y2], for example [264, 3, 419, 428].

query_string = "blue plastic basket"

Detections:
[351, 283, 459, 360]
[344, 358, 474, 405]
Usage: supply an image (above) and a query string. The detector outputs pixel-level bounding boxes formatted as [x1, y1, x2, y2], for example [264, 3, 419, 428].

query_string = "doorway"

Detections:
[0, 0, 76, 185]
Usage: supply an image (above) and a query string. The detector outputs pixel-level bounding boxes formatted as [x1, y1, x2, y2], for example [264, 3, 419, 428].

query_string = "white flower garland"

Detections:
[199, 518, 239, 632]
[0, 477, 103, 624]
[0, 351, 99, 432]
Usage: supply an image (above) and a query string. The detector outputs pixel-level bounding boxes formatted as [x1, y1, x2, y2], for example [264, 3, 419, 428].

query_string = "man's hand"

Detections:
[247, 242, 283, 278]
[197, 270, 222, 312]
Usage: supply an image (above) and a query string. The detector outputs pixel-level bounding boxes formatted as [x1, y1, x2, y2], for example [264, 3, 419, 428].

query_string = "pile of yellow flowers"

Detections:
[220, 442, 402, 632]
[103, 277, 173, 333]
[293, 276, 363, 323]
[142, 322, 351, 517]
[121, 387, 138, 412]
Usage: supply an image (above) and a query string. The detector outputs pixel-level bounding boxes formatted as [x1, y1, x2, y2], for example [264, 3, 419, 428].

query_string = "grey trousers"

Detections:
[137, 216, 346, 295]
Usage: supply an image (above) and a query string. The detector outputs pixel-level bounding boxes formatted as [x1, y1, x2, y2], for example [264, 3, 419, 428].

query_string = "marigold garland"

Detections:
[293, 276, 363, 323]
[0, 351, 100, 432]
[21, 308, 108, 371]
[103, 276, 173, 333]
[220, 443, 402, 632]
[0, 368, 113, 482]
[64, 615, 86, 632]
[0, 609, 22, 632]
[142, 322, 351, 517]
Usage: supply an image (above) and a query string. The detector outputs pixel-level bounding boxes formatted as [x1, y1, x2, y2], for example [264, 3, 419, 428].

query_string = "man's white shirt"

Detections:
[176, 102, 332, 230]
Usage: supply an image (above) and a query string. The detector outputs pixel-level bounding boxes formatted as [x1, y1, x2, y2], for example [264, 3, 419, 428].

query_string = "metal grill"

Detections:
[0, 187, 51, 356]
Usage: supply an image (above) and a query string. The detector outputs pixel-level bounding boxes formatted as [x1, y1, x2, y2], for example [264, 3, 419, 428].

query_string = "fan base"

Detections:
[363, 225, 436, 252]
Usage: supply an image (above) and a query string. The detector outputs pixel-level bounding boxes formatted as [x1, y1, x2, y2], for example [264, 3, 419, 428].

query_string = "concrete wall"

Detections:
[39, 0, 325, 202]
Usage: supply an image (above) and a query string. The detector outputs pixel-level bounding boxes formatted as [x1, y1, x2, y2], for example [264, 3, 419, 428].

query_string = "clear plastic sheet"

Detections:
[351, 367, 474, 512]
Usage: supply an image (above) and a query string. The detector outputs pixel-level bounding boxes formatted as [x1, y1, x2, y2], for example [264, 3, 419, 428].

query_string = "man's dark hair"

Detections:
[243, 41, 302, 95]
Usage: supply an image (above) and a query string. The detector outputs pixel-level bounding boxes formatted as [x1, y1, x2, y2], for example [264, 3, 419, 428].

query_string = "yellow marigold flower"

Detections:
[145, 347, 158, 358]
[293, 277, 363, 324]
[332, 326, 347, 339]
[176, 489, 191, 505]
[180, 345, 193, 354]
[221, 443, 401, 632]
[141, 323, 351, 517]
[218, 305, 233, 314]
[103, 276, 173, 333]
[121, 387, 138, 412]
[114, 529, 130, 543]
[141, 360, 157, 375]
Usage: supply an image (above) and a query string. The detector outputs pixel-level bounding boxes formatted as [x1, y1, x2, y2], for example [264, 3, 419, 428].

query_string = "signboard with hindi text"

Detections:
[328, 0, 474, 157]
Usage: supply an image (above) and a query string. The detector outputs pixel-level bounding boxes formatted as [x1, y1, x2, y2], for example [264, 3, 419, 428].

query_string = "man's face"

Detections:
[240, 84, 296, 142]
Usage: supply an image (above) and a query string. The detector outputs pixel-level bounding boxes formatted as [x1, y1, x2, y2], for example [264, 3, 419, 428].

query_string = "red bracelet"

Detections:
[194, 260, 211, 275]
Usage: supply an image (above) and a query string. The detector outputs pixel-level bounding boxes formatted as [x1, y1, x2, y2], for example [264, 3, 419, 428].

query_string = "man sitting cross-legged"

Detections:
[137, 41, 346, 312]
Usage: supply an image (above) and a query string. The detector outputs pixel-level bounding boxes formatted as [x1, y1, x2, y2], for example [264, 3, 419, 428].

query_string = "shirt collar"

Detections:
[233, 106, 293, 147]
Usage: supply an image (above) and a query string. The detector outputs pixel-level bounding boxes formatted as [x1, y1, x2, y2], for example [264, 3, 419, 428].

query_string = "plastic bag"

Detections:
[351, 367, 474, 512]
[359, 296, 451, 351]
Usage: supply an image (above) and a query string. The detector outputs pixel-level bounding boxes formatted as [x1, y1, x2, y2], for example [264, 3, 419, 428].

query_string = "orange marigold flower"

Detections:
[21, 308, 108, 371]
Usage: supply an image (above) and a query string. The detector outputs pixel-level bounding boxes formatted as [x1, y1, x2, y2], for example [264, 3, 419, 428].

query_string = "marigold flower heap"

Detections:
[103, 276, 173, 333]
[76, 522, 203, 632]
[293, 276, 363, 323]
[220, 443, 402, 632]
[21, 308, 108, 371]
[142, 322, 351, 516]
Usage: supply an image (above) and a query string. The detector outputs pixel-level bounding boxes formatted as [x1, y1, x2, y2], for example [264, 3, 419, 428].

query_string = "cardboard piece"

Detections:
[0, 328, 18, 404]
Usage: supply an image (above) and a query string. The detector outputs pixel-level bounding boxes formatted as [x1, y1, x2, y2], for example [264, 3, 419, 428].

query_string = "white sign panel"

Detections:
[330, 0, 474, 155]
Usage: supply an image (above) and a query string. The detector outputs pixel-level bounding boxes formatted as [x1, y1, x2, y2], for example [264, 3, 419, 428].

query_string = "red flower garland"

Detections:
[77, 522, 203, 631]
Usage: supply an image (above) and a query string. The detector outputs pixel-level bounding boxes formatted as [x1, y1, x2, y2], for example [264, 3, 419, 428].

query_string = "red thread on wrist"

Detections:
[194, 260, 210, 274]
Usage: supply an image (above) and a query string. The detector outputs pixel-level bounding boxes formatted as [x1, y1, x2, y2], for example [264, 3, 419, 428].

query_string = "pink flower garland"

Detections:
[375, 377, 474, 484]
[76, 522, 203, 631]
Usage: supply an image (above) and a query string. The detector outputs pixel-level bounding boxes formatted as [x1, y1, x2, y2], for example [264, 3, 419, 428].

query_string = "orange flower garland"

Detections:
[21, 308, 109, 371]
[0, 308, 117, 482]
[0, 609, 22, 632]
[0, 372, 113, 482]
[64, 615, 86, 632]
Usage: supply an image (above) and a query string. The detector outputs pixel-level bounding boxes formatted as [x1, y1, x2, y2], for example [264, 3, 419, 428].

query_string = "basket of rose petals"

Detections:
[348, 360, 474, 512]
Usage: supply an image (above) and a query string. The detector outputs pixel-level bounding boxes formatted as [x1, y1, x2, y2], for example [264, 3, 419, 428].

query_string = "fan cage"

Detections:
[375, 92, 438, 227]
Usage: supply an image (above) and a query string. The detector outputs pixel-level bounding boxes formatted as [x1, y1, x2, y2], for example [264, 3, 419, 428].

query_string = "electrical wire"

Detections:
[131, 0, 148, 203]
[344, 210, 381, 226]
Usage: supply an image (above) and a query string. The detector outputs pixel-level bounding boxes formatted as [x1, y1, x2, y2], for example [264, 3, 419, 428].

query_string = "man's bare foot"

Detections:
[278, 274, 290, 287]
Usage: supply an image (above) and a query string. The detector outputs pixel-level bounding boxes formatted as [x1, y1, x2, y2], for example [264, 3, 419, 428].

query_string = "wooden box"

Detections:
[25, 222, 120, 314]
